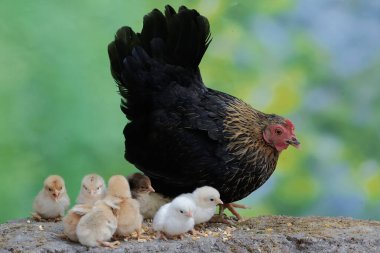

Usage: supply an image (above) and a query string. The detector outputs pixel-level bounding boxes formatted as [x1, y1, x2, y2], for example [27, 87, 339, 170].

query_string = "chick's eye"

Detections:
[210, 198, 214, 202]
[179, 210, 184, 214]
[275, 129, 282, 136]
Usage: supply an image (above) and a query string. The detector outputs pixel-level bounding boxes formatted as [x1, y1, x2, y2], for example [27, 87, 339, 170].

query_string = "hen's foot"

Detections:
[219, 203, 249, 220]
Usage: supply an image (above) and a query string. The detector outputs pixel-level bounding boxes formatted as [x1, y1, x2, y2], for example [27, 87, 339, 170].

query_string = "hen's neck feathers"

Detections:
[223, 98, 280, 167]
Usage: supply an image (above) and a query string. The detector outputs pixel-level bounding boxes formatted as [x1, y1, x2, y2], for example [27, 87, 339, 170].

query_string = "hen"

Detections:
[108, 5, 300, 217]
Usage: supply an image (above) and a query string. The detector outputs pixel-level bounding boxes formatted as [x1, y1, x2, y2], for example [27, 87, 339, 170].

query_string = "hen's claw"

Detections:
[219, 203, 249, 220]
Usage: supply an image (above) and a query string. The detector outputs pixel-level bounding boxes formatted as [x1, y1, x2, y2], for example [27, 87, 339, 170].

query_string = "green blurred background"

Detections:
[1, 0, 379, 223]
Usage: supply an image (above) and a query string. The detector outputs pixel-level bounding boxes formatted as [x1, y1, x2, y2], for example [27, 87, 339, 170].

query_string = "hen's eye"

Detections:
[210, 198, 214, 201]
[179, 210, 184, 214]
[275, 129, 282, 136]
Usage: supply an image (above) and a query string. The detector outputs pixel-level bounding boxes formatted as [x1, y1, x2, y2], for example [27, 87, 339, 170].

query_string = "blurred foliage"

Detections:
[1, 0, 379, 223]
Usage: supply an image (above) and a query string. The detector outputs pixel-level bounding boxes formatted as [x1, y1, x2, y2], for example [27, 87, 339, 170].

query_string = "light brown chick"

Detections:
[76, 197, 121, 248]
[32, 175, 70, 220]
[62, 204, 92, 242]
[76, 174, 106, 205]
[108, 175, 143, 239]
[128, 173, 170, 219]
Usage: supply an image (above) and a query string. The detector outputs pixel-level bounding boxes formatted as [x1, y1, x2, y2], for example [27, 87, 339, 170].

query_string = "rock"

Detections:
[0, 216, 379, 253]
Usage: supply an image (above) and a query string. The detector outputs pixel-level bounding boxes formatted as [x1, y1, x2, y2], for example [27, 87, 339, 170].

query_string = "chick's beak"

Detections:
[216, 199, 223, 205]
[186, 211, 193, 217]
[148, 186, 155, 192]
[287, 136, 300, 149]
[53, 190, 60, 201]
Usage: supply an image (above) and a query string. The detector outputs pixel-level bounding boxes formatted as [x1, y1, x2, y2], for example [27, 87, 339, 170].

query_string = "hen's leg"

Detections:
[212, 203, 248, 223]
[223, 203, 248, 220]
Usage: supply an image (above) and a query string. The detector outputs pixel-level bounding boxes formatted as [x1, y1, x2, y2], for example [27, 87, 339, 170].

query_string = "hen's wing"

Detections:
[125, 85, 236, 196]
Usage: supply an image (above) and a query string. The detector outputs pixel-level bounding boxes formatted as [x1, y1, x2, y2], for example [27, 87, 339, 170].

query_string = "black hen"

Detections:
[108, 5, 299, 206]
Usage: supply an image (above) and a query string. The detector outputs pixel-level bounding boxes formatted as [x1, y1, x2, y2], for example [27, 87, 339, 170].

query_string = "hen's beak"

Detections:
[287, 137, 300, 149]
[148, 186, 155, 192]
[216, 199, 223, 205]
[185, 211, 193, 217]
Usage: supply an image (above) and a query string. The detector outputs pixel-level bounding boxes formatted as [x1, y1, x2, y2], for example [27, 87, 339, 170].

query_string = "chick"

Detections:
[32, 175, 70, 220]
[128, 173, 170, 219]
[183, 186, 223, 225]
[76, 198, 121, 248]
[153, 195, 195, 240]
[62, 204, 92, 242]
[76, 174, 106, 205]
[108, 175, 143, 239]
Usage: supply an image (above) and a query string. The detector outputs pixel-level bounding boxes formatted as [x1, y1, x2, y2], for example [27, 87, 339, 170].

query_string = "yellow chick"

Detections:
[128, 173, 170, 219]
[76, 197, 121, 248]
[32, 175, 70, 220]
[62, 204, 92, 242]
[108, 175, 143, 239]
[76, 174, 107, 205]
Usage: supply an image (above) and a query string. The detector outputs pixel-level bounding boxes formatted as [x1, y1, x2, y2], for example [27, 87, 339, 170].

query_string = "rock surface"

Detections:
[0, 216, 379, 253]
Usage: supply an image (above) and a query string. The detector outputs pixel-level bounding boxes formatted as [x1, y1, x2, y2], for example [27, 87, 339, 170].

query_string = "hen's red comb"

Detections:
[285, 119, 295, 131]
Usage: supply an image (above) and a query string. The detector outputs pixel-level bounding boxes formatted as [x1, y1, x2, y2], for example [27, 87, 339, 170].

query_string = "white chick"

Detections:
[76, 174, 106, 205]
[62, 204, 92, 242]
[76, 197, 121, 248]
[182, 186, 223, 225]
[108, 175, 143, 239]
[153, 195, 195, 240]
[128, 173, 170, 219]
[32, 175, 70, 220]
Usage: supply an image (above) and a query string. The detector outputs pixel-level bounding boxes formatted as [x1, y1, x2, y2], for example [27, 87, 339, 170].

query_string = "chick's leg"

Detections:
[190, 228, 205, 236]
[156, 231, 168, 241]
[31, 212, 43, 221]
[190, 228, 200, 235]
[98, 240, 120, 248]
[133, 228, 149, 240]
[54, 216, 62, 222]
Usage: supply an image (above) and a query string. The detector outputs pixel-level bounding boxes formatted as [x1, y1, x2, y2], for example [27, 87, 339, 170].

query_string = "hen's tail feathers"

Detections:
[108, 5, 211, 119]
